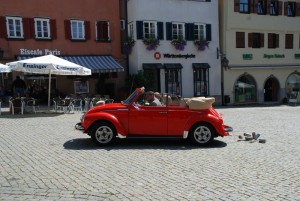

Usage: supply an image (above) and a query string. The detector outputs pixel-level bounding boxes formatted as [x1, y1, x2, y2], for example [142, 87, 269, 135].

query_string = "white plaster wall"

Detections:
[127, 0, 221, 98]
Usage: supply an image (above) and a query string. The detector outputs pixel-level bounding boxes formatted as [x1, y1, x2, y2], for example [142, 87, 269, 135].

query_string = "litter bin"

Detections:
[224, 95, 230, 105]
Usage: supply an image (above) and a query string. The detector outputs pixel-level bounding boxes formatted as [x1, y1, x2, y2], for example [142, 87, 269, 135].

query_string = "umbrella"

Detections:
[7, 54, 91, 107]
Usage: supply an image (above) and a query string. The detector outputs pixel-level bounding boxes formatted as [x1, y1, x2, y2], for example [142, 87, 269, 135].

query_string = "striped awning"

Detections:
[17, 55, 124, 73]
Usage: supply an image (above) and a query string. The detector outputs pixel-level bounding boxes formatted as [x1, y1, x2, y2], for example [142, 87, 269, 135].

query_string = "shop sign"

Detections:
[19, 49, 61, 56]
[243, 54, 253, 60]
[263, 54, 285, 59]
[295, 54, 300, 59]
[163, 53, 195, 59]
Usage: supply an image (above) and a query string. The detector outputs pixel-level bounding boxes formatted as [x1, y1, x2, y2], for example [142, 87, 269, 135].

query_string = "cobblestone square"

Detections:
[0, 106, 299, 200]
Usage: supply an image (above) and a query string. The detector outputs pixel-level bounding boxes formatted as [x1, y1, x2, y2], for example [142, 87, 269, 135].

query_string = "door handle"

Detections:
[159, 111, 167, 114]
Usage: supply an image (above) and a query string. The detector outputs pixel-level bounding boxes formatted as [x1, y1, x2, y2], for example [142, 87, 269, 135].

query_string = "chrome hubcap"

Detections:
[95, 126, 113, 144]
[194, 126, 211, 144]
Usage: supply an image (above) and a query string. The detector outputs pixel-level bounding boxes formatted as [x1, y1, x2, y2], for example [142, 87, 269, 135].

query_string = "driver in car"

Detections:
[145, 91, 162, 106]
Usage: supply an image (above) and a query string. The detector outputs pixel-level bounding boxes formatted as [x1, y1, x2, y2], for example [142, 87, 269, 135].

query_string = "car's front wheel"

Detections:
[89, 122, 116, 146]
[189, 122, 215, 145]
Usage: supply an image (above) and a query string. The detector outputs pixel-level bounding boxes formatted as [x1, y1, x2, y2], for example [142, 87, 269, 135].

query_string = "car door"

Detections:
[128, 105, 168, 135]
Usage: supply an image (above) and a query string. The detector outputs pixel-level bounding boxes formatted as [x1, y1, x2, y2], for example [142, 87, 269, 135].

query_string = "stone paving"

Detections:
[0, 105, 300, 201]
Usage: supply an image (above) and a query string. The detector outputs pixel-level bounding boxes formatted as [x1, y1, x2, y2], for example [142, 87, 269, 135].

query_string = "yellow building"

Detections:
[219, 0, 300, 105]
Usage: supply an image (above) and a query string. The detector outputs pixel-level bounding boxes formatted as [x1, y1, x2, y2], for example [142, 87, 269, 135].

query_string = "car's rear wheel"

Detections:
[89, 122, 116, 146]
[189, 122, 215, 145]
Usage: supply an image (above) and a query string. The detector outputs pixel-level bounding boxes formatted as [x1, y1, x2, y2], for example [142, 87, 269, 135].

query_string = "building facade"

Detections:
[0, 0, 126, 102]
[127, 0, 222, 102]
[219, 0, 300, 105]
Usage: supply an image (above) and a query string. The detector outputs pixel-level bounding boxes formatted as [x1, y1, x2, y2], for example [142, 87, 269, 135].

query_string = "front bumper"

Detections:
[224, 125, 233, 132]
[75, 122, 84, 130]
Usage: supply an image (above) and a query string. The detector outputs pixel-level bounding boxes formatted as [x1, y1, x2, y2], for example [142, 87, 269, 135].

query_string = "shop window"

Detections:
[285, 34, 293, 49]
[257, 0, 267, 15]
[165, 69, 181, 96]
[143, 21, 156, 39]
[34, 18, 50, 39]
[96, 21, 110, 41]
[6, 16, 23, 39]
[193, 68, 209, 97]
[248, 33, 264, 48]
[236, 32, 245, 48]
[234, 75, 257, 103]
[270, 1, 279, 15]
[286, 73, 300, 96]
[268, 33, 279, 48]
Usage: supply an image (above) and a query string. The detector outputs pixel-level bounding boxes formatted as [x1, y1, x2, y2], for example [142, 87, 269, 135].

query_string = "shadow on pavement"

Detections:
[63, 137, 227, 150]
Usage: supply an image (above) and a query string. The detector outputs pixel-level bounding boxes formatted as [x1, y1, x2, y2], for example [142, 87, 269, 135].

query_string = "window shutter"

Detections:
[166, 22, 172, 40]
[23, 18, 31, 39]
[296, 3, 300, 16]
[268, 33, 274, 48]
[64, 20, 71, 39]
[234, 0, 240, 12]
[28, 18, 35, 38]
[185, 23, 193, 41]
[248, 33, 253, 47]
[50, 19, 57, 40]
[285, 34, 293, 49]
[206, 24, 211, 41]
[260, 33, 264, 47]
[236, 32, 245, 48]
[85, 21, 91, 40]
[136, 21, 143, 40]
[157, 21, 164, 40]
[250, 0, 254, 13]
[284, 2, 288, 16]
[278, 1, 283, 15]
[253, 0, 258, 13]
[276, 34, 279, 48]
[0, 16, 7, 38]
[266, 0, 270, 15]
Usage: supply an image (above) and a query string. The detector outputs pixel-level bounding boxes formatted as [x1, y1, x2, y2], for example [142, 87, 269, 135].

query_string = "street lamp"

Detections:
[217, 48, 230, 106]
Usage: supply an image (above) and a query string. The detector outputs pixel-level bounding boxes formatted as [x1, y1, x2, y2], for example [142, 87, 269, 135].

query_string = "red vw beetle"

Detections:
[75, 87, 232, 146]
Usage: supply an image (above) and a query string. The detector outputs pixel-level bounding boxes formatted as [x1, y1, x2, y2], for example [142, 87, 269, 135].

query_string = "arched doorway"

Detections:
[264, 76, 280, 102]
[234, 74, 257, 104]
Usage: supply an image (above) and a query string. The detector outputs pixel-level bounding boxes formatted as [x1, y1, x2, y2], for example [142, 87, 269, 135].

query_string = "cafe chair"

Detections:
[84, 97, 91, 111]
[56, 98, 73, 113]
[9, 98, 24, 115]
[52, 97, 61, 112]
[24, 97, 40, 113]
[288, 91, 300, 106]
[105, 99, 114, 104]
[72, 99, 83, 112]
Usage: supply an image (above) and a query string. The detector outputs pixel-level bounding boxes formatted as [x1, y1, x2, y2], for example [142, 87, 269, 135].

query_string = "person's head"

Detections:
[145, 91, 155, 103]
[154, 92, 161, 100]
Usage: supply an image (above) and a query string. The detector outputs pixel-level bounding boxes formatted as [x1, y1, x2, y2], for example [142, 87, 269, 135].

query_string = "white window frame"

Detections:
[120, 19, 125, 31]
[71, 20, 85, 40]
[128, 23, 134, 39]
[6, 16, 23, 38]
[172, 22, 184, 40]
[34, 18, 50, 39]
[194, 23, 206, 41]
[143, 21, 157, 39]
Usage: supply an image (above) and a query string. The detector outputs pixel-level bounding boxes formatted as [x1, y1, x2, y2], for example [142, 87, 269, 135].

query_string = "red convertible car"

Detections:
[75, 87, 232, 146]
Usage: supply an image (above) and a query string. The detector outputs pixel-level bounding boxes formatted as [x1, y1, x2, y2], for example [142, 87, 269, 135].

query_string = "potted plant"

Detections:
[143, 38, 160, 51]
[122, 38, 135, 54]
[194, 40, 209, 51]
[171, 37, 187, 51]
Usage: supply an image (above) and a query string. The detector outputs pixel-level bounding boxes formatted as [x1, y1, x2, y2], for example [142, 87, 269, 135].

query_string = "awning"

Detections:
[17, 55, 124, 73]
[143, 63, 163, 69]
[192, 63, 210, 69]
[164, 63, 183, 69]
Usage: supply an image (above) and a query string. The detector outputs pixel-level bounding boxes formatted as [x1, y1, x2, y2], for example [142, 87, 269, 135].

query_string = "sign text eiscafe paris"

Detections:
[19, 49, 61, 56]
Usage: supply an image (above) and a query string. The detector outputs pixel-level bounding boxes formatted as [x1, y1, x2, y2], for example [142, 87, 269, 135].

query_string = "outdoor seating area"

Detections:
[288, 91, 300, 106]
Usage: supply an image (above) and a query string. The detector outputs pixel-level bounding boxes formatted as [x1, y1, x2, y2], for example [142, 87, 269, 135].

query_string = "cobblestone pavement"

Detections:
[0, 105, 300, 201]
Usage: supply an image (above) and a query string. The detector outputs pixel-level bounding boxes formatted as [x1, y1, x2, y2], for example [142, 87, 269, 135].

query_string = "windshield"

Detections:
[122, 89, 139, 105]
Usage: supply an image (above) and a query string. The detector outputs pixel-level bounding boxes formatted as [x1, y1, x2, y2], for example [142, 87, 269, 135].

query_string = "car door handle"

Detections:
[159, 111, 167, 114]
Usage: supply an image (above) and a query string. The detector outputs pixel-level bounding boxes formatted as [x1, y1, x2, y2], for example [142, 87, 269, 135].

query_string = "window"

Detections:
[165, 69, 181, 96]
[96, 21, 110, 41]
[194, 24, 206, 41]
[193, 68, 209, 96]
[71, 20, 84, 40]
[240, 0, 250, 13]
[120, 19, 125, 31]
[257, 0, 267, 14]
[143, 21, 156, 39]
[236, 32, 245, 48]
[172, 23, 184, 40]
[285, 34, 293, 49]
[6, 16, 23, 38]
[248, 33, 264, 48]
[234, 75, 257, 103]
[268, 33, 279, 48]
[34, 18, 50, 39]
[270, 1, 278, 15]
[128, 23, 134, 39]
[287, 2, 296, 17]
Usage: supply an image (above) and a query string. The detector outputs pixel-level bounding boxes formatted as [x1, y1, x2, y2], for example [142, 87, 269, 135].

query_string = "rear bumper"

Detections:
[75, 122, 84, 131]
